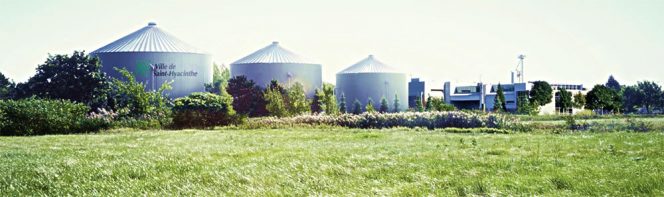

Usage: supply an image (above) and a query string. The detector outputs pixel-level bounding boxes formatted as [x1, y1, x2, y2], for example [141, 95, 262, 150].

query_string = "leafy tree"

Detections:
[585, 85, 621, 114]
[379, 96, 389, 113]
[205, 63, 231, 95]
[352, 99, 362, 114]
[0, 72, 15, 99]
[621, 85, 641, 113]
[415, 96, 424, 112]
[425, 95, 434, 111]
[310, 89, 323, 114]
[286, 82, 310, 116]
[573, 92, 586, 109]
[339, 93, 347, 113]
[605, 75, 621, 92]
[107, 68, 171, 119]
[393, 94, 400, 112]
[227, 75, 267, 117]
[264, 86, 289, 117]
[493, 84, 506, 112]
[636, 81, 662, 113]
[529, 81, 553, 108]
[321, 83, 339, 115]
[365, 98, 376, 113]
[556, 88, 573, 114]
[15, 51, 109, 109]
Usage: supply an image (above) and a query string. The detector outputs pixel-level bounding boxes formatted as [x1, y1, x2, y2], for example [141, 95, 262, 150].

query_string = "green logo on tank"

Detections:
[135, 60, 152, 78]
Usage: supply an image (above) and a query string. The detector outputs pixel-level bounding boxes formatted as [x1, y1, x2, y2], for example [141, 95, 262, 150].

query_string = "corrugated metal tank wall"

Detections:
[230, 42, 322, 97]
[95, 52, 212, 98]
[230, 63, 321, 97]
[91, 22, 213, 98]
[336, 55, 408, 112]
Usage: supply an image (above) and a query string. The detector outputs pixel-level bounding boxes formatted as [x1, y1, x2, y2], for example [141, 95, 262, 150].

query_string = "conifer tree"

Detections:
[379, 96, 389, 113]
[352, 99, 362, 114]
[393, 94, 400, 112]
[339, 93, 347, 113]
[415, 96, 424, 112]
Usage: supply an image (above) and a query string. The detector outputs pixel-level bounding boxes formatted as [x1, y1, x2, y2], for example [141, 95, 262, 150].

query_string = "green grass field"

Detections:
[1, 128, 663, 196]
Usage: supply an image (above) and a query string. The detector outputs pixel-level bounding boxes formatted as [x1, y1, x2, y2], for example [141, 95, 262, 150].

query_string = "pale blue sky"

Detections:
[1, 0, 662, 87]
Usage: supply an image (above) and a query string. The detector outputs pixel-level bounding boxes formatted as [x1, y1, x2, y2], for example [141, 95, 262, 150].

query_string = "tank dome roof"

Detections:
[338, 55, 401, 74]
[232, 41, 316, 65]
[92, 22, 205, 54]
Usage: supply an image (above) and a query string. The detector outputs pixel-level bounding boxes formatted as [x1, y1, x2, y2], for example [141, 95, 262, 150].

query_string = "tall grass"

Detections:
[1, 128, 663, 196]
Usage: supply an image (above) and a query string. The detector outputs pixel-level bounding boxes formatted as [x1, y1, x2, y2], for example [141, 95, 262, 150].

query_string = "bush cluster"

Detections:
[249, 111, 518, 130]
[0, 99, 108, 135]
[171, 92, 242, 129]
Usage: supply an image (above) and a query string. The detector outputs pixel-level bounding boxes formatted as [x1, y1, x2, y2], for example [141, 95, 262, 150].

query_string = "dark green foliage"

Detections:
[227, 76, 267, 117]
[636, 81, 662, 113]
[415, 96, 424, 112]
[0, 99, 107, 135]
[605, 75, 621, 92]
[352, 99, 362, 114]
[320, 83, 338, 115]
[393, 94, 400, 112]
[264, 86, 289, 117]
[517, 91, 537, 115]
[585, 85, 621, 113]
[622, 85, 641, 113]
[425, 96, 456, 112]
[365, 98, 376, 113]
[286, 82, 310, 116]
[529, 81, 553, 107]
[172, 92, 240, 129]
[205, 63, 230, 95]
[556, 88, 573, 113]
[107, 68, 172, 122]
[573, 92, 586, 109]
[425, 95, 434, 111]
[493, 84, 506, 112]
[15, 51, 109, 109]
[0, 72, 15, 99]
[311, 89, 324, 114]
[379, 96, 389, 113]
[433, 100, 456, 112]
[339, 93, 347, 113]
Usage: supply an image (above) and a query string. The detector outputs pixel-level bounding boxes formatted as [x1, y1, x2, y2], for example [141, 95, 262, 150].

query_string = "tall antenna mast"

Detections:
[516, 54, 526, 83]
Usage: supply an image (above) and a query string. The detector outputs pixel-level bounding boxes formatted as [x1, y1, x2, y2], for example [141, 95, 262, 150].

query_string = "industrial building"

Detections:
[443, 82, 528, 112]
[441, 81, 586, 114]
[336, 55, 408, 112]
[408, 78, 425, 108]
[92, 22, 212, 98]
[230, 42, 322, 97]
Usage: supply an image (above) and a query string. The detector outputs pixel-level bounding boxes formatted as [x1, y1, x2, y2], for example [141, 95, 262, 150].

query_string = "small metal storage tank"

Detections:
[336, 55, 408, 112]
[230, 41, 322, 97]
[91, 22, 212, 98]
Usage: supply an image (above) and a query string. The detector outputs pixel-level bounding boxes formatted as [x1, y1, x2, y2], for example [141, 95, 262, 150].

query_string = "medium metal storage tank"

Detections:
[230, 41, 322, 97]
[91, 22, 212, 98]
[336, 55, 408, 112]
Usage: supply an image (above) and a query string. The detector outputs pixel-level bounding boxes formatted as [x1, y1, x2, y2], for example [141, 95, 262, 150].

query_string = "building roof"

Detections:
[231, 41, 315, 65]
[92, 22, 204, 54]
[338, 55, 401, 74]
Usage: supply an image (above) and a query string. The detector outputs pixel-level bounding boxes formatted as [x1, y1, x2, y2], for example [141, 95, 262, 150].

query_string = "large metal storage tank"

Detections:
[336, 55, 408, 112]
[230, 41, 322, 97]
[91, 22, 212, 98]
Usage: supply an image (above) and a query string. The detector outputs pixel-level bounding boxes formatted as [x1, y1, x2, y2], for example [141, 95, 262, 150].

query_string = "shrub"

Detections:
[250, 111, 519, 130]
[625, 118, 654, 132]
[107, 67, 172, 126]
[171, 92, 242, 129]
[0, 99, 107, 135]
